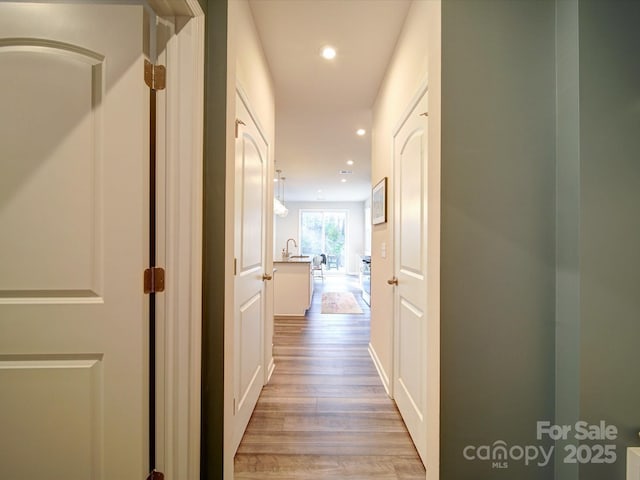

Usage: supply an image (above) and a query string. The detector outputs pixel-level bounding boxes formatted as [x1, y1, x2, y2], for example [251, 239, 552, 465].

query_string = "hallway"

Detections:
[234, 275, 425, 479]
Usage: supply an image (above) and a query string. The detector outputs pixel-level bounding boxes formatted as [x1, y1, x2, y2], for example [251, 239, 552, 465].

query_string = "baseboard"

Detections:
[266, 357, 275, 383]
[368, 343, 391, 397]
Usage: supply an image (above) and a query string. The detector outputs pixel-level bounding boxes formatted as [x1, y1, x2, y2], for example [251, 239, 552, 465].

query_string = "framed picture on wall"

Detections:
[372, 177, 387, 225]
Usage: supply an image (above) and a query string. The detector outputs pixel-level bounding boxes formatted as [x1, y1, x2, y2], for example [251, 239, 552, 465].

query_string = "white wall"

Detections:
[370, 3, 441, 476]
[224, 1, 275, 477]
[370, 0, 431, 396]
[274, 201, 366, 275]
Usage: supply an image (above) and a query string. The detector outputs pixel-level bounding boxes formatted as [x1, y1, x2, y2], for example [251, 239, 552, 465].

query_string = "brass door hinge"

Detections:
[144, 60, 166, 91]
[146, 470, 165, 480]
[144, 267, 165, 294]
[235, 119, 246, 138]
[234, 258, 237, 276]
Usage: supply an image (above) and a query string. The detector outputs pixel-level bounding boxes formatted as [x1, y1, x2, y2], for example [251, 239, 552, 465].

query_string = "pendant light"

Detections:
[274, 169, 288, 217]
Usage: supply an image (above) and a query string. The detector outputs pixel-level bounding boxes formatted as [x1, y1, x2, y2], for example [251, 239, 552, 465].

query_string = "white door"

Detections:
[0, 3, 150, 478]
[392, 87, 429, 465]
[232, 90, 268, 453]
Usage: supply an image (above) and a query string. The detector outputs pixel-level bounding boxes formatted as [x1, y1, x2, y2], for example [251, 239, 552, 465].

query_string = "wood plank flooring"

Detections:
[234, 275, 425, 479]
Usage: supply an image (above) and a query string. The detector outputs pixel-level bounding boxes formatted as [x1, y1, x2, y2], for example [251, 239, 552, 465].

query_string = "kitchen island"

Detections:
[273, 256, 313, 316]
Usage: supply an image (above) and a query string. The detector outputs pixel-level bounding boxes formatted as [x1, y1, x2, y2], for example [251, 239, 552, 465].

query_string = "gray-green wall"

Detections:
[441, 1, 557, 478]
[555, 0, 581, 478]
[554, 1, 640, 478]
[578, 1, 640, 478]
[201, 0, 226, 478]
[441, 0, 640, 479]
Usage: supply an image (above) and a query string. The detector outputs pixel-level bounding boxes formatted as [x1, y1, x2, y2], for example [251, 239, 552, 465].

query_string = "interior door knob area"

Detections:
[387, 277, 398, 285]
[262, 273, 273, 281]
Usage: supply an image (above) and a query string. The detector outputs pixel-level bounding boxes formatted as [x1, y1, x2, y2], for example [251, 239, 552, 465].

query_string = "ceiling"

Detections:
[249, 0, 411, 203]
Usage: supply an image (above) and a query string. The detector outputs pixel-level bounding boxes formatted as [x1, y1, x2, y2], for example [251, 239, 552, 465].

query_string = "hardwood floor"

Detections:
[234, 274, 426, 479]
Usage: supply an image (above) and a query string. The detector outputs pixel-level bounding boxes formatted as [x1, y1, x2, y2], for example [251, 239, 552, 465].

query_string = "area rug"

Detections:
[321, 292, 363, 314]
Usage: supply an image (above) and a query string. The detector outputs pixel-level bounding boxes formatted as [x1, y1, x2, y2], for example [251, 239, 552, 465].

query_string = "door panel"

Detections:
[393, 88, 429, 465]
[0, 4, 148, 478]
[233, 90, 267, 453]
[0, 41, 102, 295]
[238, 293, 262, 410]
[398, 297, 424, 414]
[399, 133, 424, 275]
[241, 138, 264, 269]
[0, 357, 102, 479]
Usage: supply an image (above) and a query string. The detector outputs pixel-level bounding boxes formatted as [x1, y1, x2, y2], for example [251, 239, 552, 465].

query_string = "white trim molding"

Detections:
[368, 343, 391, 397]
[156, 2, 204, 479]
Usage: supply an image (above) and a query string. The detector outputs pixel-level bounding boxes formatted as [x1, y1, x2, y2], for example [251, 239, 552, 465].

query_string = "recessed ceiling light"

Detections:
[346, 160, 354, 166]
[341, 178, 347, 183]
[317, 189, 323, 193]
[321, 46, 336, 60]
[356, 128, 366, 136]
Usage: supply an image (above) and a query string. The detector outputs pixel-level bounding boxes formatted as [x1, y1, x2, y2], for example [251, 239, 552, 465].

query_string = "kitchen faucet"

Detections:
[285, 238, 297, 258]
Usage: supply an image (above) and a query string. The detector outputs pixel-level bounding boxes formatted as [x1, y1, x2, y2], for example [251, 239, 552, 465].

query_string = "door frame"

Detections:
[148, 1, 204, 478]
[225, 83, 275, 454]
[390, 76, 440, 480]
[1, 1, 204, 476]
[222, 80, 275, 477]
[230, 84, 272, 454]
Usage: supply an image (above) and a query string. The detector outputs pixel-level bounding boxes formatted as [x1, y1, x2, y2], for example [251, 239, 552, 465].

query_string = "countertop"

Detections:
[274, 256, 312, 264]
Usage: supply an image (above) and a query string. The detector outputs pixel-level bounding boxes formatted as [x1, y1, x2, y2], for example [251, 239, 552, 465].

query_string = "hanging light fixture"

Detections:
[274, 169, 288, 217]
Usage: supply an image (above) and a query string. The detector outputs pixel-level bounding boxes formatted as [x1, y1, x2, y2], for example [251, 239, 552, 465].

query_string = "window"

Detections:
[300, 210, 348, 273]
